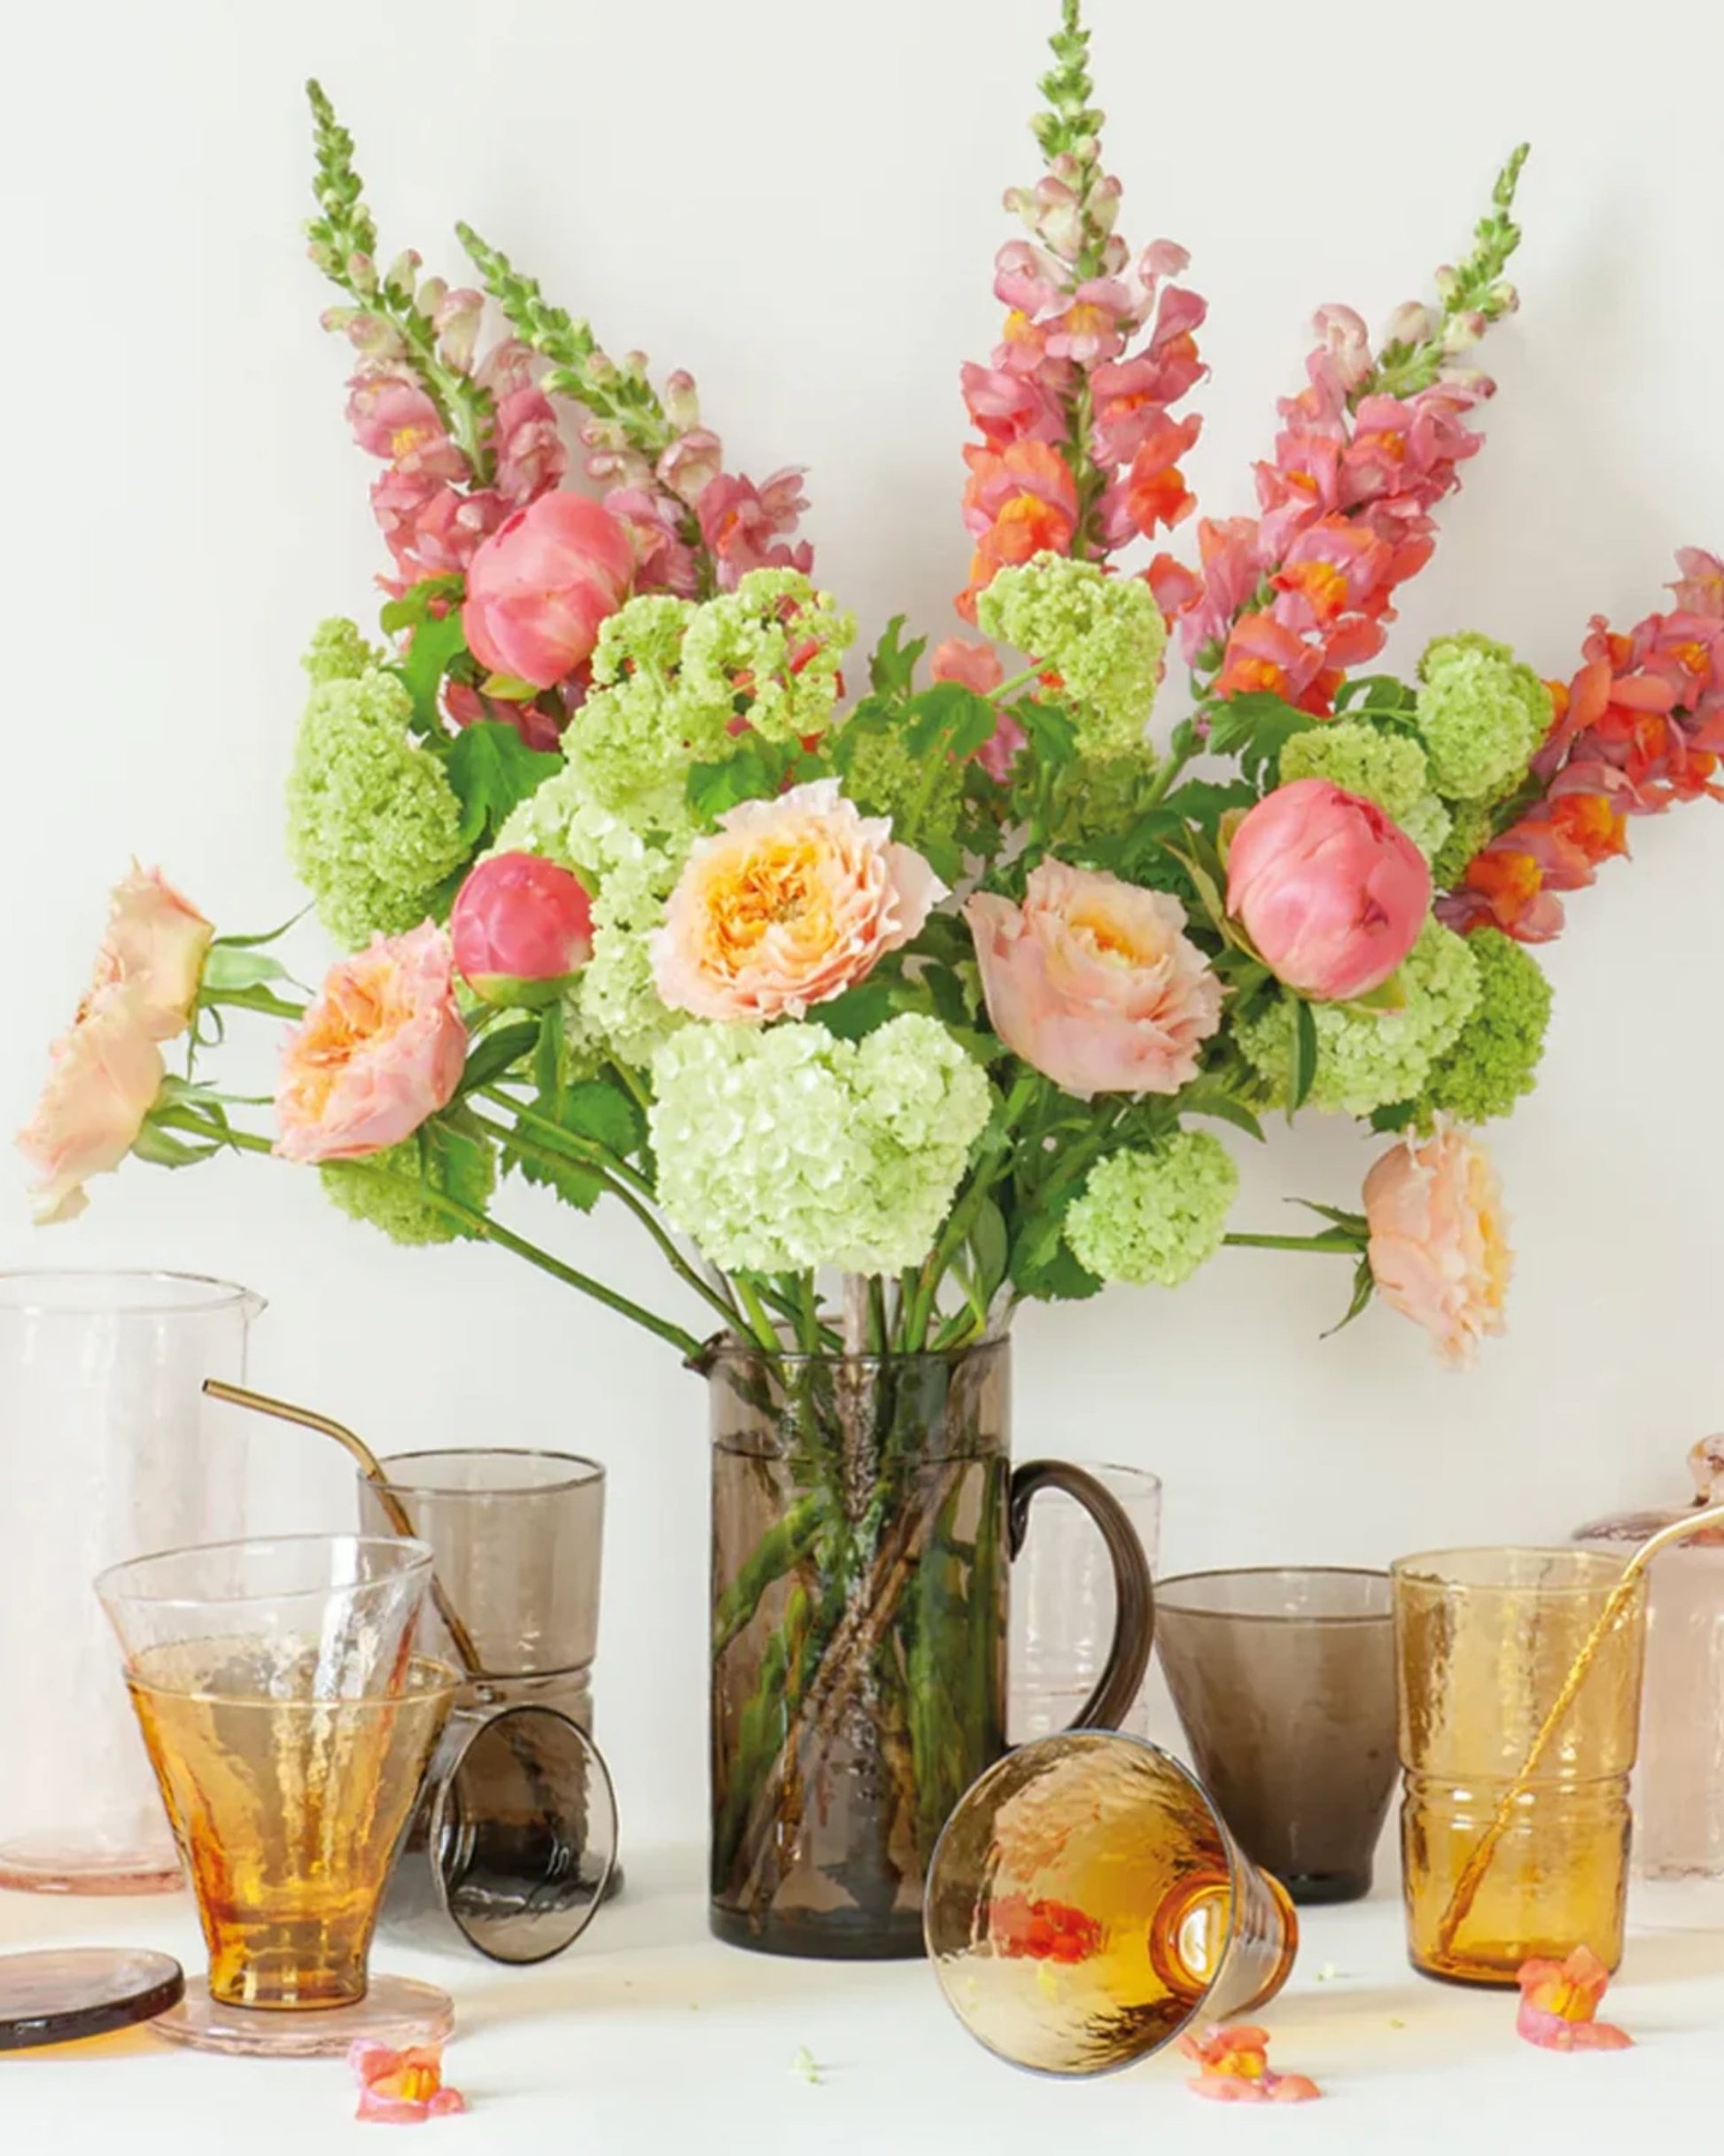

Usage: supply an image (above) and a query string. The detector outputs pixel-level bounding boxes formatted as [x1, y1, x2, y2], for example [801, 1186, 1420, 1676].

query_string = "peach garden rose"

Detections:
[17, 987, 166, 1225]
[965, 860, 1223, 1097]
[275, 923, 467, 1164]
[1363, 1118, 1511, 1369]
[89, 863, 214, 1042]
[651, 779, 943, 1023]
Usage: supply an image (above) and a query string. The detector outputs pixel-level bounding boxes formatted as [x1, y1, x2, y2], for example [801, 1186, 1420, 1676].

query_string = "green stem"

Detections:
[732, 1277, 782, 1355]
[478, 1086, 656, 1197]
[470, 1111, 742, 1334]
[1224, 1231, 1362, 1256]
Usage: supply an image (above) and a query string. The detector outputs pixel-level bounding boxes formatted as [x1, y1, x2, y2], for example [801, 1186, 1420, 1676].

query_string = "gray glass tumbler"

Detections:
[1155, 1567, 1396, 1904]
[357, 1450, 615, 1959]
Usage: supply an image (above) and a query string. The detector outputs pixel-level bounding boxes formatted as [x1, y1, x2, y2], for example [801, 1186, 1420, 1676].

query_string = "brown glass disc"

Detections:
[0, 1948, 184, 2051]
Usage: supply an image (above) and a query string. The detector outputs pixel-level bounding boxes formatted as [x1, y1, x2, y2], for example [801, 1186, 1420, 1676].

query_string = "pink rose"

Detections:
[966, 861, 1223, 1097]
[275, 924, 467, 1164]
[651, 778, 944, 1022]
[462, 493, 635, 689]
[17, 987, 166, 1224]
[452, 853, 594, 1008]
[89, 864, 214, 1042]
[1363, 1119, 1511, 1369]
[1225, 779, 1430, 1001]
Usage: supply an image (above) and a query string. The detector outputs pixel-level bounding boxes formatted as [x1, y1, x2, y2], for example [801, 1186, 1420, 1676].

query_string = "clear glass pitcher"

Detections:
[0, 1271, 264, 1893]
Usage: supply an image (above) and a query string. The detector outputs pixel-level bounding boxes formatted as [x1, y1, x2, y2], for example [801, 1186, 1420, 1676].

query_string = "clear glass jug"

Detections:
[0, 1271, 263, 1893]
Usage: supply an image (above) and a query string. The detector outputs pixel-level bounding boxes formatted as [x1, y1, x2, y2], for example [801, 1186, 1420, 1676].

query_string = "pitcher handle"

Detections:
[1008, 1460, 1155, 1734]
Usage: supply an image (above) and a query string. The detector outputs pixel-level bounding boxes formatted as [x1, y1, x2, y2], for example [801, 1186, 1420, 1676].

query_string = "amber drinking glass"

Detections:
[924, 1732, 1297, 2076]
[1155, 1567, 1396, 1904]
[97, 1536, 457, 2054]
[1394, 1546, 1647, 1986]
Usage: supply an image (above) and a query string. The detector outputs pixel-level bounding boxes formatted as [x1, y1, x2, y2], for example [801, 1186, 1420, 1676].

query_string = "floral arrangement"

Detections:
[19, 4, 1722, 1380]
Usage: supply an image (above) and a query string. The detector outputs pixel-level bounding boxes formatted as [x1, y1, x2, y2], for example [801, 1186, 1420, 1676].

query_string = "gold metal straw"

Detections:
[1435, 1498, 1724, 1955]
[202, 1377, 485, 1678]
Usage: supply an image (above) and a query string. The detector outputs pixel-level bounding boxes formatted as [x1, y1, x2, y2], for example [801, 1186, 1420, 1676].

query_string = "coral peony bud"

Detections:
[1226, 779, 1431, 1002]
[452, 853, 594, 1008]
[462, 492, 634, 689]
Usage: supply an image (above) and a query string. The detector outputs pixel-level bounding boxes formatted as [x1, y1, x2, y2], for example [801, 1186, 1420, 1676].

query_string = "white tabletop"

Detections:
[4, 1848, 1721, 2152]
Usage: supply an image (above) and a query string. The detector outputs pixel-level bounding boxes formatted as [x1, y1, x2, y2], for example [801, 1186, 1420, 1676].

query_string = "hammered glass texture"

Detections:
[0, 1272, 260, 1893]
[1394, 1546, 1646, 1984]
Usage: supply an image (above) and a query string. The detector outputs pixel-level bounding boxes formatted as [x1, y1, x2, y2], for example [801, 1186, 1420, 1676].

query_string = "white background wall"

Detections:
[4, 0, 1721, 1848]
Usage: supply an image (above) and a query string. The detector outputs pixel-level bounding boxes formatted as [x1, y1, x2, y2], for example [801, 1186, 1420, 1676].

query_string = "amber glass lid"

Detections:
[0, 1949, 184, 2051]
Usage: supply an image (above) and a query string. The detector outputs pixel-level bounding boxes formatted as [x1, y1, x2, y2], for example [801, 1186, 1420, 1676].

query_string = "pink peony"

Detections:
[1363, 1120, 1511, 1371]
[965, 861, 1223, 1098]
[462, 493, 635, 689]
[274, 925, 467, 1165]
[89, 864, 214, 1042]
[651, 778, 943, 1023]
[452, 853, 594, 1008]
[18, 987, 165, 1225]
[1226, 780, 1430, 1000]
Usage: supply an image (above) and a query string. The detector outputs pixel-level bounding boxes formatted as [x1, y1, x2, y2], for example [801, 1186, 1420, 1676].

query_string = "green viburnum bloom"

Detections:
[566, 595, 728, 827]
[286, 660, 469, 948]
[1408, 927, 1551, 1129]
[650, 1015, 991, 1274]
[977, 553, 1168, 760]
[1234, 920, 1482, 1117]
[1278, 721, 1451, 862]
[679, 569, 856, 747]
[1431, 793, 1498, 890]
[842, 728, 966, 852]
[302, 615, 384, 685]
[1063, 1130, 1239, 1288]
[1415, 633, 1553, 801]
[321, 1131, 496, 1248]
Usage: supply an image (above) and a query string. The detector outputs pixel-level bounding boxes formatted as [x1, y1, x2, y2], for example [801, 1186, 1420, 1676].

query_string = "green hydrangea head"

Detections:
[302, 616, 384, 685]
[649, 1014, 990, 1274]
[842, 728, 965, 851]
[976, 553, 1167, 760]
[679, 570, 856, 748]
[1278, 721, 1450, 861]
[1408, 928, 1551, 1128]
[1430, 794, 1497, 890]
[321, 1131, 496, 1247]
[1234, 920, 1482, 1117]
[1415, 635, 1553, 801]
[1063, 1130, 1239, 1288]
[286, 665, 470, 948]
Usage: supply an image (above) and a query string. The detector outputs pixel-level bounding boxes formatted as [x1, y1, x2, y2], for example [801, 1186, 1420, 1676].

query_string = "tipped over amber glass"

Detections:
[923, 1732, 1297, 2077]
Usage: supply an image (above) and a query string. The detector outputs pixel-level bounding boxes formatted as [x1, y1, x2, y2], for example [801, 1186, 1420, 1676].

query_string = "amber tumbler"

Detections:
[1156, 1567, 1395, 1904]
[1393, 1546, 1647, 1986]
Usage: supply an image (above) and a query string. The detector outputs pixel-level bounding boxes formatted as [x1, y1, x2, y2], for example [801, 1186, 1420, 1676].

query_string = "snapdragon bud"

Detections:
[1488, 279, 1520, 315]
[346, 251, 378, 295]
[664, 369, 701, 430]
[415, 274, 448, 319]
[585, 350, 618, 386]
[1441, 310, 1487, 354]
[384, 247, 423, 300]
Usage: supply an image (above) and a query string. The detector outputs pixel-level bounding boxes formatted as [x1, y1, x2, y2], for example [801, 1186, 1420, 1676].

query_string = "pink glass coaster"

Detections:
[0, 1833, 182, 1896]
[151, 1973, 454, 2059]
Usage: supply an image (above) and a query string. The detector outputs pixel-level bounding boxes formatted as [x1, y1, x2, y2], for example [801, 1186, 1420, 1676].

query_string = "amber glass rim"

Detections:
[372, 1448, 605, 1498]
[124, 1650, 462, 1713]
[95, 1531, 434, 1613]
[1155, 1564, 1393, 1623]
[1391, 1545, 1634, 1595]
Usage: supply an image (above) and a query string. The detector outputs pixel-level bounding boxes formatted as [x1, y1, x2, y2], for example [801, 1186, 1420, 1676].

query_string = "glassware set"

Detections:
[2, 1265, 1720, 2081]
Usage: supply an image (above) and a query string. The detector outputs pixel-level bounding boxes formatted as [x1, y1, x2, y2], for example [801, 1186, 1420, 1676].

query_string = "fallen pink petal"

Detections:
[1514, 1947, 1635, 2052]
[351, 2039, 470, 2124]
[1178, 2023, 1323, 2103]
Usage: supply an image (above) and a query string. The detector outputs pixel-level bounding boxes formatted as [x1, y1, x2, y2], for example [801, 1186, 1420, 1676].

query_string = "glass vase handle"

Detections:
[1008, 1460, 1155, 1733]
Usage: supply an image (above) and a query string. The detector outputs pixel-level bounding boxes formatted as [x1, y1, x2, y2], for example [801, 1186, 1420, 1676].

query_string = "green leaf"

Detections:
[447, 720, 563, 850]
[1015, 699, 1078, 767]
[420, 1115, 495, 1217]
[903, 682, 997, 764]
[550, 1078, 646, 1160]
[969, 1196, 1009, 1304]
[1156, 778, 1259, 832]
[478, 672, 541, 702]
[1291, 1199, 1369, 1236]
[687, 744, 777, 823]
[379, 575, 464, 635]
[1345, 970, 1409, 1015]
[201, 946, 294, 994]
[213, 907, 308, 951]
[1371, 1099, 1419, 1134]
[1177, 1086, 1266, 1144]
[393, 608, 470, 736]
[1288, 998, 1319, 1116]
[130, 1125, 221, 1170]
[1013, 1238, 1104, 1304]
[457, 1020, 542, 1097]
[1206, 692, 1314, 789]
[813, 979, 895, 1041]
[1323, 1257, 1378, 1340]
[201, 984, 307, 1020]
[868, 615, 928, 698]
